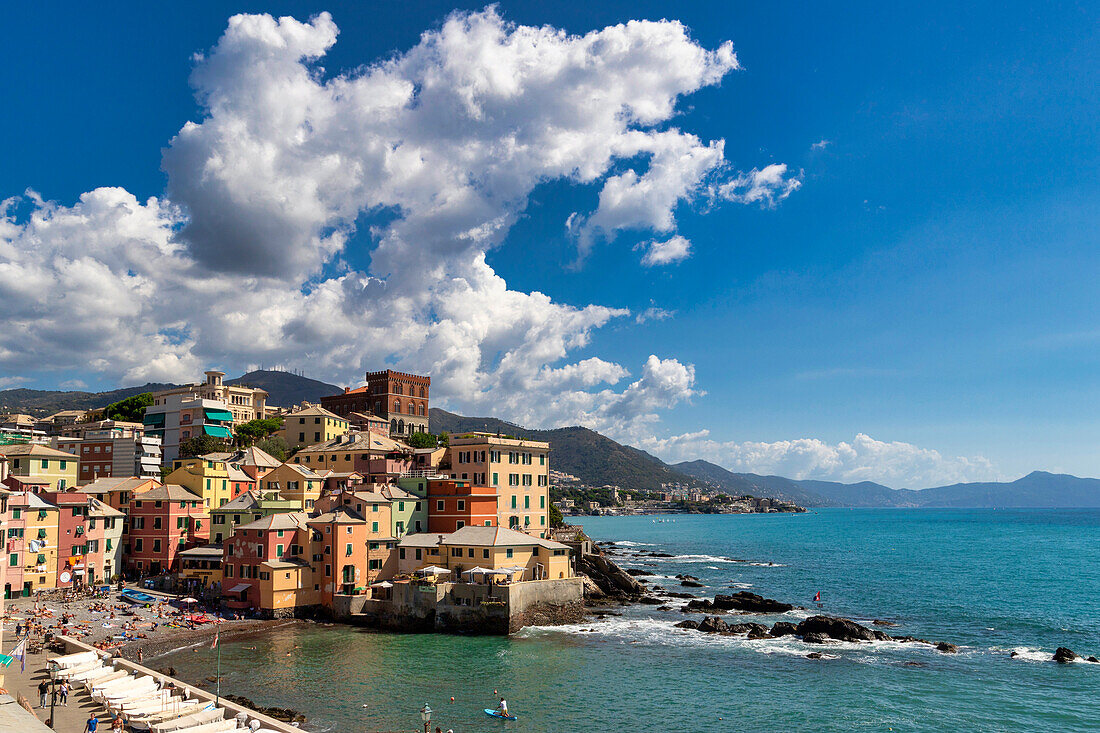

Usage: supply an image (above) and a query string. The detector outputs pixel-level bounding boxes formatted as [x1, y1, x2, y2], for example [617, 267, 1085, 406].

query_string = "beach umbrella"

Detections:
[416, 566, 450, 575]
[461, 567, 490, 575]
[180, 598, 199, 604]
[370, 581, 394, 588]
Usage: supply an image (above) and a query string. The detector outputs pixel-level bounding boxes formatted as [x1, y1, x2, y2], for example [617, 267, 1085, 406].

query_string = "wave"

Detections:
[610, 541, 654, 547]
[999, 646, 1099, 664]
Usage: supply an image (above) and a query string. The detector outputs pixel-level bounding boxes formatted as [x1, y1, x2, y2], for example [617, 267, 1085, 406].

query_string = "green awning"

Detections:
[204, 408, 234, 422]
[202, 424, 233, 439]
[143, 412, 166, 426]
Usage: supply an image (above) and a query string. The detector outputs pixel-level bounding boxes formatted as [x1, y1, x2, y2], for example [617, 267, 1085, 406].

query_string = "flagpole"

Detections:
[215, 632, 221, 706]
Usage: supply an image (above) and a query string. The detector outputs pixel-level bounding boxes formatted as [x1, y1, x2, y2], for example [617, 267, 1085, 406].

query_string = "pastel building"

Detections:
[0, 444, 80, 491]
[396, 525, 573, 581]
[261, 463, 324, 510]
[143, 394, 235, 465]
[280, 405, 349, 449]
[165, 457, 255, 511]
[124, 484, 207, 576]
[3, 492, 60, 597]
[209, 490, 299, 544]
[222, 512, 310, 613]
[46, 491, 91, 587]
[290, 432, 414, 484]
[426, 478, 498, 533]
[76, 477, 160, 513]
[55, 433, 161, 482]
[446, 435, 550, 536]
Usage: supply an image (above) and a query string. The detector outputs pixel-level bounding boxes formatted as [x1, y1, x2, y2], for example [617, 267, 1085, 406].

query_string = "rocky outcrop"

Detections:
[698, 616, 729, 634]
[680, 580, 705, 588]
[1053, 647, 1078, 663]
[796, 616, 890, 642]
[223, 694, 307, 724]
[626, 568, 653, 577]
[579, 553, 644, 599]
[637, 596, 663, 605]
[802, 633, 831, 644]
[674, 619, 699, 629]
[770, 622, 798, 637]
[682, 592, 794, 614]
[935, 642, 958, 654]
[727, 622, 771, 638]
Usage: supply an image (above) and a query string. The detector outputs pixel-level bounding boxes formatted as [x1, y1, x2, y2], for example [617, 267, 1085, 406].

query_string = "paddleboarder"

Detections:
[497, 697, 509, 717]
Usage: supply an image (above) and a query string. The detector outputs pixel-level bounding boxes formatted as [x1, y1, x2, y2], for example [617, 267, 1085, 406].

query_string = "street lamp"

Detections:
[419, 703, 432, 733]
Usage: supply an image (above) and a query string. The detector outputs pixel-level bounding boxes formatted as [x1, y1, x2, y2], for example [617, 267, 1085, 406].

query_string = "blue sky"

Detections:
[1, 2, 1097, 485]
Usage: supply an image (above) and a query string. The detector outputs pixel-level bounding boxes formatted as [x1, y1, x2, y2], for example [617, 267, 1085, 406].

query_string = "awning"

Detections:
[227, 583, 251, 593]
[202, 424, 233, 439]
[143, 412, 166, 427]
[203, 408, 234, 422]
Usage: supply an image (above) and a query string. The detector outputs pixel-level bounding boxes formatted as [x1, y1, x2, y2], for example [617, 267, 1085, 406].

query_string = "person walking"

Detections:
[37, 679, 49, 708]
[110, 714, 124, 732]
[83, 713, 100, 732]
[58, 680, 70, 706]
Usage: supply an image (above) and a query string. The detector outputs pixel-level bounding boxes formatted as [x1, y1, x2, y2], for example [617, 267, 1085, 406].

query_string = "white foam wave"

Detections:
[1002, 646, 1051, 663]
[728, 582, 754, 589]
[610, 541, 654, 547]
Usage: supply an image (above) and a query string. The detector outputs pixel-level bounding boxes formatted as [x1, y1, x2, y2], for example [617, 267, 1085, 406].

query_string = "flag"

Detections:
[210, 632, 218, 649]
[813, 591, 821, 602]
[11, 637, 27, 672]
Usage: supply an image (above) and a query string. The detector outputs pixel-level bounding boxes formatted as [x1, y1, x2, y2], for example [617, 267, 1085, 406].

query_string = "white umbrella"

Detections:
[179, 598, 199, 604]
[416, 566, 450, 575]
[370, 581, 394, 588]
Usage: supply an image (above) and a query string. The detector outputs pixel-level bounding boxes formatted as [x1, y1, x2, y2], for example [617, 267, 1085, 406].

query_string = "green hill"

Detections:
[228, 370, 340, 407]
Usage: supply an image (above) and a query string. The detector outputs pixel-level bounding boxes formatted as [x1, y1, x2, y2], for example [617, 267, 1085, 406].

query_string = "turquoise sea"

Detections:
[158, 509, 1100, 732]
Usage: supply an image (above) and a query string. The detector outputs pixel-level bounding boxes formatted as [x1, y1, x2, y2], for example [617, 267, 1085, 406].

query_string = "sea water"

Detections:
[158, 509, 1100, 732]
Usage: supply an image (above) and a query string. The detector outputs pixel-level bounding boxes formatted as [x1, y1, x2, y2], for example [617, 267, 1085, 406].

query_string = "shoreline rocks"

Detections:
[1053, 647, 1078, 663]
[682, 592, 795, 614]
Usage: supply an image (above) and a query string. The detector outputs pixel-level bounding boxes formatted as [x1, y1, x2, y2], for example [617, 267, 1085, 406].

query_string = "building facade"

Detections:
[426, 479, 498, 533]
[446, 435, 550, 536]
[289, 432, 414, 484]
[124, 484, 207, 576]
[279, 405, 349, 449]
[0, 444, 80, 491]
[320, 369, 430, 438]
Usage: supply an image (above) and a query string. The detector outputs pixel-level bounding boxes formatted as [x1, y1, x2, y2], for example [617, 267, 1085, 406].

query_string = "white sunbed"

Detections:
[66, 664, 115, 684]
[52, 660, 102, 680]
[119, 694, 180, 717]
[83, 669, 129, 690]
[50, 650, 99, 669]
[149, 706, 225, 733]
[89, 671, 138, 693]
[167, 719, 239, 733]
[97, 679, 159, 704]
[129, 700, 214, 731]
[114, 689, 172, 711]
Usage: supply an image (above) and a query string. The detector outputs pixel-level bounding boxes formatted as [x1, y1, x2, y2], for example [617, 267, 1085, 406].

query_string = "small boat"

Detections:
[121, 589, 159, 605]
[149, 706, 224, 733]
[129, 701, 214, 731]
[164, 720, 238, 733]
[50, 650, 99, 669]
[53, 660, 102, 680]
[485, 708, 518, 720]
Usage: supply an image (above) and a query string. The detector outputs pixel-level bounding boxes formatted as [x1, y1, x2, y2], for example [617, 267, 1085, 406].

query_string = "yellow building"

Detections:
[178, 544, 224, 588]
[258, 558, 317, 614]
[9, 492, 60, 594]
[280, 405, 349, 450]
[397, 525, 572, 581]
[445, 435, 551, 536]
[261, 463, 324, 510]
[0, 444, 79, 491]
[165, 457, 246, 511]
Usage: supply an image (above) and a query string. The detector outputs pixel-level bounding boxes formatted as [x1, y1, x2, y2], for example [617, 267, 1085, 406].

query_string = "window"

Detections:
[456, 521, 465, 529]
[492, 472, 498, 487]
[524, 496, 530, 509]
[372, 522, 379, 532]
[153, 517, 162, 530]
[437, 500, 444, 511]
[540, 496, 546, 508]
[152, 540, 161, 552]
[345, 543, 353, 556]
[506, 549, 514, 559]
[523, 475, 532, 487]
[42, 459, 49, 469]
[511, 496, 517, 509]
[60, 460, 67, 470]
[399, 548, 406, 559]
[369, 559, 381, 569]
[451, 548, 462, 557]
[8, 554, 16, 567]
[415, 548, 422, 560]
[539, 454, 546, 466]
[482, 549, 490, 559]
[325, 564, 331, 577]
[277, 544, 284, 557]
[457, 500, 465, 511]
[467, 548, 474, 558]
[509, 474, 519, 486]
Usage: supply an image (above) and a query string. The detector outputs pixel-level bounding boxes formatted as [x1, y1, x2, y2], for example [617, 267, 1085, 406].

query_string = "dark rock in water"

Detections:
[1010, 651, 1019, 658]
[651, 552, 675, 558]
[713, 591, 794, 613]
[658, 605, 673, 611]
[223, 694, 307, 724]
[770, 622, 799, 637]
[892, 635, 931, 644]
[674, 619, 699, 629]
[935, 642, 958, 654]
[726, 622, 770, 637]
[681, 580, 705, 588]
[675, 574, 699, 581]
[797, 615, 879, 643]
[664, 592, 696, 599]
[698, 616, 729, 634]
[682, 599, 715, 612]
[806, 652, 824, 659]
[802, 632, 831, 644]
[157, 666, 177, 677]
[872, 619, 898, 627]
[1053, 647, 1078, 663]
[902, 661, 927, 667]
[637, 596, 663, 605]
[1088, 657, 1099, 663]
[626, 568, 653, 577]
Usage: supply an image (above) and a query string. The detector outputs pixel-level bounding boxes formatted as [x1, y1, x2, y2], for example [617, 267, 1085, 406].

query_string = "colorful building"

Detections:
[279, 405, 349, 449]
[446, 435, 550, 536]
[75, 476, 160, 513]
[289, 432, 414, 483]
[45, 491, 91, 587]
[0, 444, 80, 491]
[203, 446, 281, 482]
[382, 484, 426, 537]
[396, 525, 572, 581]
[426, 478, 498, 533]
[261, 463, 324, 510]
[55, 432, 162, 482]
[165, 457, 255, 511]
[209, 490, 299, 544]
[3, 492, 60, 597]
[124, 484, 207, 576]
[222, 512, 310, 613]
[145, 371, 264, 463]
[177, 544, 224, 588]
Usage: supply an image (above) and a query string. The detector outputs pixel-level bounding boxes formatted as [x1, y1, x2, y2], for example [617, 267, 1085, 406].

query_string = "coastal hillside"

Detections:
[227, 370, 340, 406]
[0, 369, 339, 415]
[672, 460, 837, 507]
[429, 408, 706, 493]
[0, 383, 177, 416]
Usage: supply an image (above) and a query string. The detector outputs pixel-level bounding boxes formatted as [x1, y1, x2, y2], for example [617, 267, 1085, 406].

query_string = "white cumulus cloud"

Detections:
[638, 431, 999, 489]
[638, 234, 692, 266]
[714, 163, 802, 207]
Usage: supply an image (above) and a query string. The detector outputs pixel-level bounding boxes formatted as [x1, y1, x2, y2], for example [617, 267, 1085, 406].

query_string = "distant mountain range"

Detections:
[5, 374, 1099, 507]
[0, 370, 340, 416]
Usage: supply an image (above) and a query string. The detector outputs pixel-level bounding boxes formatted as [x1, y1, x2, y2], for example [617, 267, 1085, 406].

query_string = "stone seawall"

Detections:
[330, 577, 585, 634]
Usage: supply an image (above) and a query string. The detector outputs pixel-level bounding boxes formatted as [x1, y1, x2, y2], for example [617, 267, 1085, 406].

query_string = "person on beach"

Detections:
[83, 713, 99, 732]
[38, 679, 49, 708]
[111, 714, 124, 731]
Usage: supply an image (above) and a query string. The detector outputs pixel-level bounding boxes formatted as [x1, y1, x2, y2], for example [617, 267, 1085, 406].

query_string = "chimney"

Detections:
[344, 387, 350, 394]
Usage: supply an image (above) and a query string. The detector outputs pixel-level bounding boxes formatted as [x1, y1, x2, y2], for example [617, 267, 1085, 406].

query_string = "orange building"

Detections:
[426, 478, 497, 533]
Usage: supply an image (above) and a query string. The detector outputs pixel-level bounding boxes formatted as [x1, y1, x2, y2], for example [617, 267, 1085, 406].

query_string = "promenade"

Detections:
[3, 647, 106, 732]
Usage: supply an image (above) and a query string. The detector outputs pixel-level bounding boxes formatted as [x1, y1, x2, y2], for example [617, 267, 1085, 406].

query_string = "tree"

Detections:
[406, 431, 438, 449]
[234, 417, 283, 446]
[104, 392, 153, 422]
[549, 502, 565, 529]
[438, 431, 450, 447]
[254, 435, 289, 461]
[179, 435, 228, 459]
